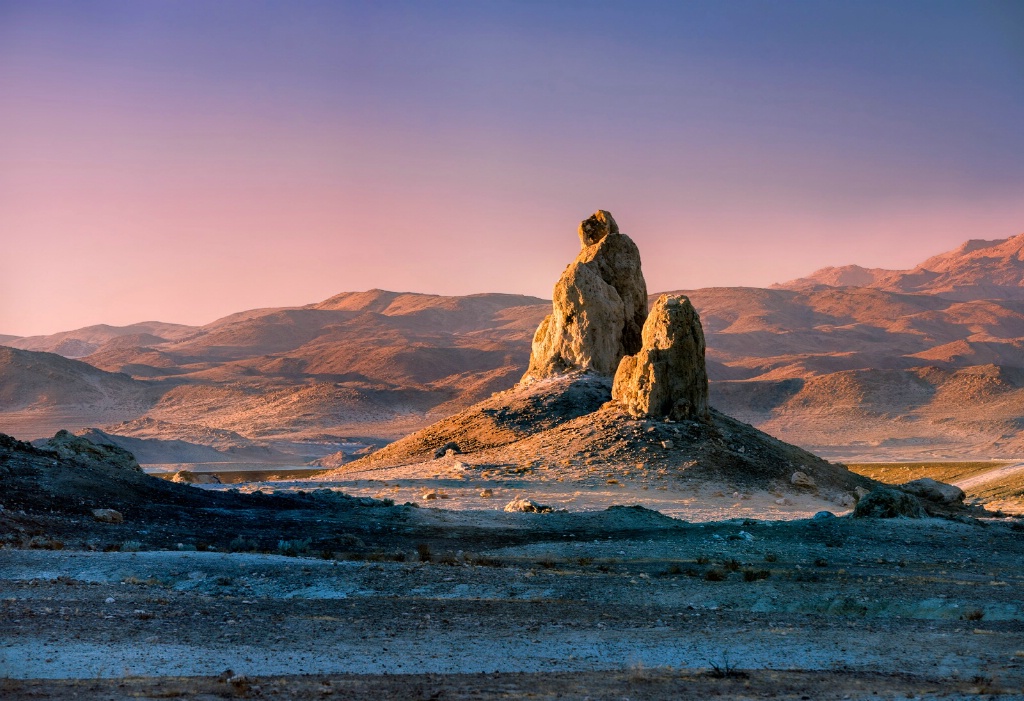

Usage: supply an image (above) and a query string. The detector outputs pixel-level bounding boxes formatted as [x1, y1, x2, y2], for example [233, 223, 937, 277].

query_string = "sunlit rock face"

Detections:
[523, 210, 648, 381]
[612, 294, 710, 422]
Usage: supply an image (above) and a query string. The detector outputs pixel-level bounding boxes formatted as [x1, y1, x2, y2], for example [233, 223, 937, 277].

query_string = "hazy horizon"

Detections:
[3, 1, 1023, 336]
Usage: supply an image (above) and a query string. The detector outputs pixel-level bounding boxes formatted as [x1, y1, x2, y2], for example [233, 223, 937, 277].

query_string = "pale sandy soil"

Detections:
[213, 457, 853, 522]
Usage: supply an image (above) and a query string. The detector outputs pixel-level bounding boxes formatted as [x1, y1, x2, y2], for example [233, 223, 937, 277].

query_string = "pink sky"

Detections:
[2, 2, 1022, 336]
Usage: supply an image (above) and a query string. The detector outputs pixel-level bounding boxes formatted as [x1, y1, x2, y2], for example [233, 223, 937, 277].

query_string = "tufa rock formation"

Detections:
[523, 211, 648, 380]
[612, 294, 709, 421]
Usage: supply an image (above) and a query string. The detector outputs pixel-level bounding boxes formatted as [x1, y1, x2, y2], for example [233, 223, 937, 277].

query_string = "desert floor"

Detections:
[3, 492, 1023, 699]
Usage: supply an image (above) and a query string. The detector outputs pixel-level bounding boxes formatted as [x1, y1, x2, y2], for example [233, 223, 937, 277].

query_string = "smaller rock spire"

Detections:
[612, 294, 709, 421]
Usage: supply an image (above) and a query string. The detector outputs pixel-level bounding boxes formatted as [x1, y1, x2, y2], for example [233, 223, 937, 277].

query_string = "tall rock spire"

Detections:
[522, 210, 648, 381]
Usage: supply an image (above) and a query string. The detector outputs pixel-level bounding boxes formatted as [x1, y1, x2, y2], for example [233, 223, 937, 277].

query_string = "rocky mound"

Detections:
[0, 431, 231, 519]
[322, 211, 876, 500]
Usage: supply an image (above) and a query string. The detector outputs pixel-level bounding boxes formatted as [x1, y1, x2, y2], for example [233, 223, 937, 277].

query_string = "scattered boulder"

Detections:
[433, 442, 461, 459]
[91, 508, 124, 523]
[790, 471, 816, 489]
[855, 486, 871, 500]
[852, 487, 926, 519]
[43, 430, 142, 473]
[171, 471, 222, 485]
[523, 210, 648, 380]
[900, 478, 965, 505]
[612, 294, 709, 421]
[479, 488, 494, 498]
[503, 497, 553, 513]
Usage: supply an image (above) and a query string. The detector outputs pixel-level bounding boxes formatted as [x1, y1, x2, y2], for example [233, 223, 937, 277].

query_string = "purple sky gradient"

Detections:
[2, 1, 1022, 335]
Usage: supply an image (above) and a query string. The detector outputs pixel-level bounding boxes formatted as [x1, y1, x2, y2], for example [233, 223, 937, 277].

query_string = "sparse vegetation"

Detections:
[277, 539, 311, 557]
[417, 543, 432, 562]
[963, 608, 985, 621]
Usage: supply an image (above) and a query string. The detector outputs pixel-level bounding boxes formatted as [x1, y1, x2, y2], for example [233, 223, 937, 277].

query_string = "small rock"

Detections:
[503, 498, 553, 514]
[171, 471, 221, 485]
[91, 508, 123, 524]
[433, 442, 461, 459]
[104, 597, 115, 604]
[813, 511, 836, 520]
[479, 489, 493, 498]
[853, 487, 926, 519]
[661, 440, 673, 449]
[900, 478, 965, 505]
[855, 486, 870, 500]
[790, 471, 816, 488]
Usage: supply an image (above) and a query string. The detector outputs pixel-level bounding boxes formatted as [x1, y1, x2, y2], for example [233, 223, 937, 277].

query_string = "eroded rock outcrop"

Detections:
[612, 294, 710, 421]
[43, 430, 143, 473]
[523, 211, 648, 380]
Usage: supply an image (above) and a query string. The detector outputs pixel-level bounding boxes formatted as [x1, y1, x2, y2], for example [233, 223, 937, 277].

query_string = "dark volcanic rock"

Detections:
[853, 488, 926, 519]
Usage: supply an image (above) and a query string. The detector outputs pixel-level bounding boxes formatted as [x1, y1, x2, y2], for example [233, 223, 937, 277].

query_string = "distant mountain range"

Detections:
[776, 233, 1024, 301]
[2, 232, 1022, 462]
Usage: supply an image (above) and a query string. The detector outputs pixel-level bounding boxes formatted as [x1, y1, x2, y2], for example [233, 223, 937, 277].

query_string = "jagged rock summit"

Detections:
[523, 210, 648, 380]
[612, 294, 710, 421]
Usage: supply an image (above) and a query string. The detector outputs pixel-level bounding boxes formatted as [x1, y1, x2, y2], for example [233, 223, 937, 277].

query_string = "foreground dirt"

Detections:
[3, 517, 1024, 698]
[4, 433, 1024, 699]
[3, 668, 1017, 700]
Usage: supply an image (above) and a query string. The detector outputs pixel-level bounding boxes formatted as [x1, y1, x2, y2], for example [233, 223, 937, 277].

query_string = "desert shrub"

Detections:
[964, 608, 985, 621]
[704, 569, 727, 582]
[764, 552, 778, 563]
[723, 558, 741, 572]
[664, 563, 683, 575]
[695, 555, 710, 565]
[742, 569, 771, 582]
[121, 540, 142, 552]
[537, 556, 557, 569]
[417, 543, 432, 562]
[577, 557, 594, 567]
[814, 557, 828, 567]
[277, 539, 311, 557]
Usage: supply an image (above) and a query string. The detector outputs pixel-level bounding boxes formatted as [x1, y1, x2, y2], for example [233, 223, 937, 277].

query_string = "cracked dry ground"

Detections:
[2, 515, 1024, 700]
